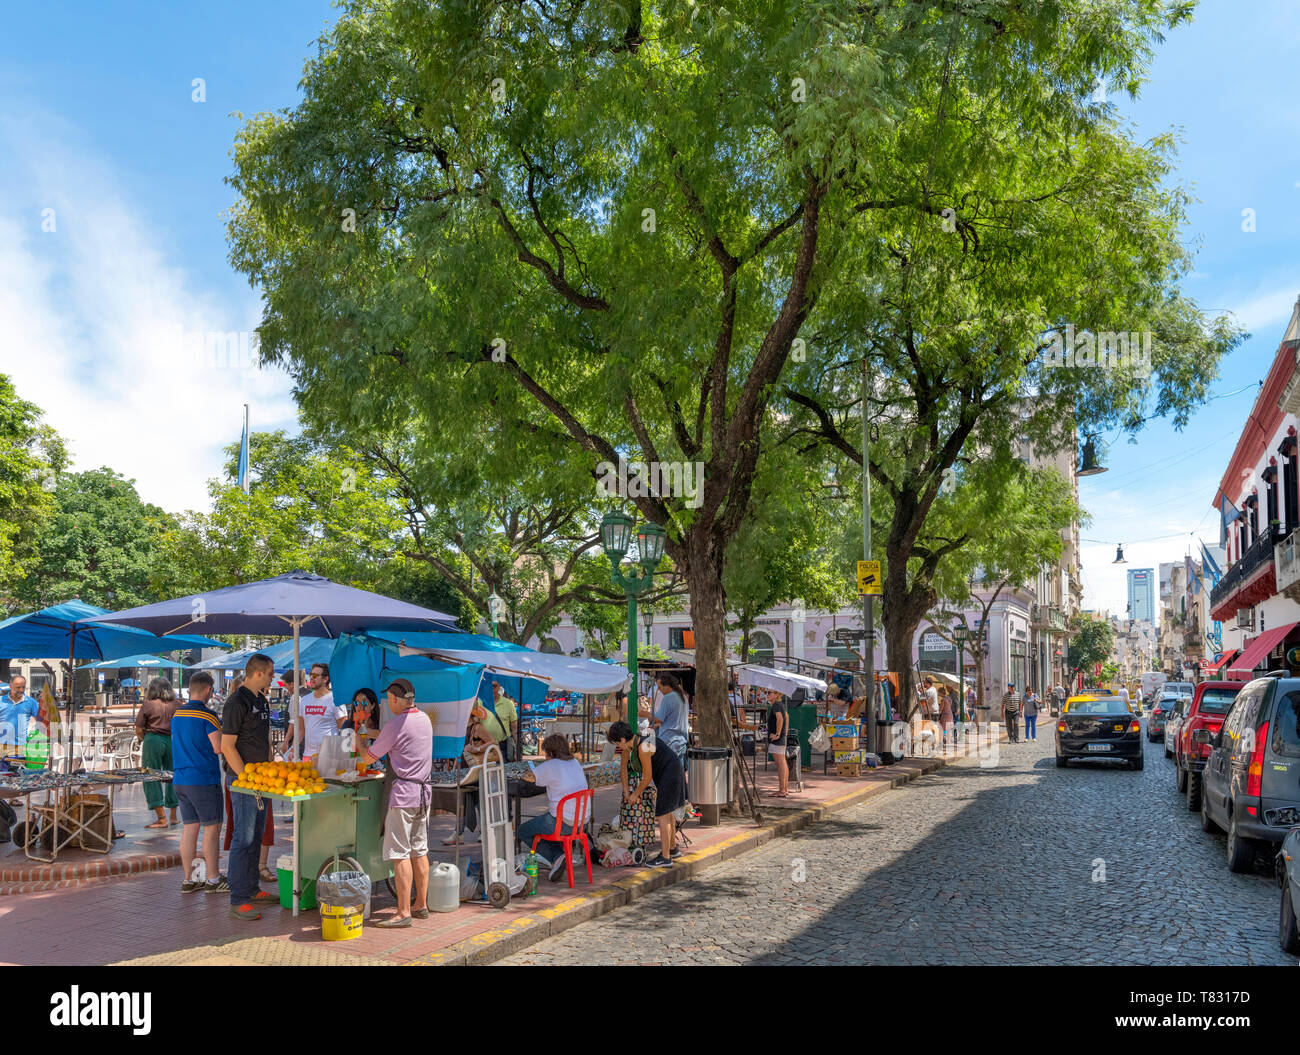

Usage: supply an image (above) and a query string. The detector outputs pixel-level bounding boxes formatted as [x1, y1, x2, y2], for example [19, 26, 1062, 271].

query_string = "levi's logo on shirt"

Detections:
[304, 703, 328, 717]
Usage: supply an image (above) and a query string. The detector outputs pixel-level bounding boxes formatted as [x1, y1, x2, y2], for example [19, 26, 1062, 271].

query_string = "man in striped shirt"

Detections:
[172, 672, 226, 892]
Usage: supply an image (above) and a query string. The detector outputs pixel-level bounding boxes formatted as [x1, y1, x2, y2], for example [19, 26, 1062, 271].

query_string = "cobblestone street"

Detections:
[500, 735, 1293, 965]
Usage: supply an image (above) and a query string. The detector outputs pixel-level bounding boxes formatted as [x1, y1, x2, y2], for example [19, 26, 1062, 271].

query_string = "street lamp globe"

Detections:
[636, 522, 666, 569]
[487, 591, 506, 625]
[600, 512, 634, 564]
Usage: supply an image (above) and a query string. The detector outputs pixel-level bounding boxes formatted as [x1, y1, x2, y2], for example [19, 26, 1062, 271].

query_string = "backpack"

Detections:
[0, 798, 17, 843]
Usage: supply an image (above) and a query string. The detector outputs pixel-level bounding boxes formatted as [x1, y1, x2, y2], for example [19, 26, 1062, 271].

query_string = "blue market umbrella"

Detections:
[84, 571, 461, 702]
[85, 653, 188, 670]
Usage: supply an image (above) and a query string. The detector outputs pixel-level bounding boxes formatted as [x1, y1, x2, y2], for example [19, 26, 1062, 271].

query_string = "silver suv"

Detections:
[1199, 675, 1300, 872]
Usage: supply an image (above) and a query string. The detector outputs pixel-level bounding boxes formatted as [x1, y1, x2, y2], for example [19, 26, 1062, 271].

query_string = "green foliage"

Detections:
[1068, 612, 1117, 682]
[0, 374, 65, 610]
[12, 468, 175, 612]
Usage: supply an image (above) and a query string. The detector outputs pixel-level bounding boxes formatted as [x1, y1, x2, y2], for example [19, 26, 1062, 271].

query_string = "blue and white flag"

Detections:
[236, 404, 250, 495]
[1199, 541, 1222, 584]
[1218, 494, 1239, 548]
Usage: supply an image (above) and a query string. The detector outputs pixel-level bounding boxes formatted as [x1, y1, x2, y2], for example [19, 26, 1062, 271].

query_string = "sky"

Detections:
[0, 1, 1298, 617]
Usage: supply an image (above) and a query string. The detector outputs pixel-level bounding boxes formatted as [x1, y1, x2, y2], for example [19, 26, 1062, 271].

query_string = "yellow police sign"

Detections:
[857, 560, 881, 595]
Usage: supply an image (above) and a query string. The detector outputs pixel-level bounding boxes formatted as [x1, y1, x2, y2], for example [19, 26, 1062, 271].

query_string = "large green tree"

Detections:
[0, 374, 66, 613]
[13, 468, 175, 612]
[226, 0, 1223, 747]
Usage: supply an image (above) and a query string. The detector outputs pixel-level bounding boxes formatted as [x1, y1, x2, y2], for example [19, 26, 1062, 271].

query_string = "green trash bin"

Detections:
[787, 704, 820, 770]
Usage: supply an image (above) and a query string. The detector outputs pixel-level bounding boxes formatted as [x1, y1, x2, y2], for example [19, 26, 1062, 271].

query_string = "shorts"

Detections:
[382, 806, 430, 860]
[175, 784, 223, 826]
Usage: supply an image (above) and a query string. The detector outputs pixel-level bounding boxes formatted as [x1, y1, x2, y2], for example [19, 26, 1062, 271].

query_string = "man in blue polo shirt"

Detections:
[172, 672, 226, 893]
[0, 676, 40, 760]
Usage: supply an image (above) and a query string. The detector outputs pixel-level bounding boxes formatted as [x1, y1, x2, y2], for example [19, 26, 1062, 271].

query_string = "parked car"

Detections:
[1159, 681, 1195, 709]
[1148, 692, 1186, 742]
[1163, 695, 1192, 759]
[1275, 818, 1300, 954]
[1199, 674, 1300, 872]
[1174, 681, 1243, 810]
[1055, 694, 1144, 770]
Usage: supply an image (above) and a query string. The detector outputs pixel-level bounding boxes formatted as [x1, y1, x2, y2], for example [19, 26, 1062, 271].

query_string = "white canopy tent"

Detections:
[394, 642, 631, 695]
[734, 664, 827, 696]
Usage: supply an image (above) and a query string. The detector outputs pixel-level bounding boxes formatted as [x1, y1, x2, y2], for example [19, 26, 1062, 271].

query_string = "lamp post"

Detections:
[642, 605, 654, 647]
[487, 592, 506, 639]
[599, 512, 666, 729]
[952, 620, 969, 705]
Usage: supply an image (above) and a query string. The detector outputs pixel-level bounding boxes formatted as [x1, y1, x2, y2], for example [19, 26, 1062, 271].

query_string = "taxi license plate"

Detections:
[1086, 743, 1111, 752]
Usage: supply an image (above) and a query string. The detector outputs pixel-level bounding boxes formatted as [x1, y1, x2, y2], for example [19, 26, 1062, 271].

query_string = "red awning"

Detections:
[1227, 623, 1299, 680]
[1206, 649, 1239, 674]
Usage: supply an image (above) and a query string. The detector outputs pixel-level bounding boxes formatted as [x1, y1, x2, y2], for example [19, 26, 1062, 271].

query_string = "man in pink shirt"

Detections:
[360, 678, 433, 927]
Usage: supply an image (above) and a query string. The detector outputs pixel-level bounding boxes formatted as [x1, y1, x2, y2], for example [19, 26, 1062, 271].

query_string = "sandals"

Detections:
[259, 867, 277, 882]
[144, 820, 168, 829]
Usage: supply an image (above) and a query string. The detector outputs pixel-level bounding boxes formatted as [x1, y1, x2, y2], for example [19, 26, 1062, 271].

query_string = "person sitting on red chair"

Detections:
[519, 733, 588, 882]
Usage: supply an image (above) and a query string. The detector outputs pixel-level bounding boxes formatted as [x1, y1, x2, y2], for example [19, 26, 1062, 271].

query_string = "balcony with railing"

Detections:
[1210, 524, 1282, 619]
[1277, 527, 1300, 603]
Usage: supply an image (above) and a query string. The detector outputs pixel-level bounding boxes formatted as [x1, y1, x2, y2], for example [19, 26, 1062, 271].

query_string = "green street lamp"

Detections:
[487, 591, 506, 639]
[600, 512, 666, 729]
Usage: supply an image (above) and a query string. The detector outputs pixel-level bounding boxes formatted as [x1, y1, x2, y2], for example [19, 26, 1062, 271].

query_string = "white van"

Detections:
[1141, 671, 1167, 705]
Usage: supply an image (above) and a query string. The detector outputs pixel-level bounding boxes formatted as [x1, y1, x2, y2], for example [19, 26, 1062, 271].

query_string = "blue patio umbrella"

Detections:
[84, 571, 462, 702]
[85, 653, 188, 670]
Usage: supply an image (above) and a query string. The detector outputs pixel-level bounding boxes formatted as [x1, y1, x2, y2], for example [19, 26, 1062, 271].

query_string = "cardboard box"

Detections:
[833, 749, 865, 764]
[830, 736, 858, 752]
[826, 723, 859, 738]
[835, 762, 862, 777]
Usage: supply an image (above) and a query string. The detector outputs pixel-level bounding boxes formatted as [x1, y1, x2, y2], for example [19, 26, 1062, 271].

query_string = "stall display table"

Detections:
[231, 775, 389, 917]
[1, 767, 173, 863]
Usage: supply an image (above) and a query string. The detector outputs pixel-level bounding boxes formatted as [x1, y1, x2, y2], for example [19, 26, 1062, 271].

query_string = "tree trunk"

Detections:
[881, 541, 936, 725]
[685, 541, 732, 752]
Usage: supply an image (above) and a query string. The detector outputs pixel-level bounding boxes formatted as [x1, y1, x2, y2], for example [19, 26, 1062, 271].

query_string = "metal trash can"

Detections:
[687, 746, 730, 806]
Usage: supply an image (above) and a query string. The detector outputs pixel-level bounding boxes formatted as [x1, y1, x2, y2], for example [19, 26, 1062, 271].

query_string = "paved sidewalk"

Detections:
[0, 739, 982, 965]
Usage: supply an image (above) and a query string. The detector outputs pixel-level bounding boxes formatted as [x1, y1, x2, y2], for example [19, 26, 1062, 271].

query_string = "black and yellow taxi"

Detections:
[1055, 689, 1145, 770]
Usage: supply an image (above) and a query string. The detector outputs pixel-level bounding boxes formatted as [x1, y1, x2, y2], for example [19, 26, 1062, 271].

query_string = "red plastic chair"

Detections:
[530, 788, 594, 888]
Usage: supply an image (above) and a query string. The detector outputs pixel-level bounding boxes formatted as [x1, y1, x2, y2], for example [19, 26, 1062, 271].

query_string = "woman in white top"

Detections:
[520, 733, 588, 881]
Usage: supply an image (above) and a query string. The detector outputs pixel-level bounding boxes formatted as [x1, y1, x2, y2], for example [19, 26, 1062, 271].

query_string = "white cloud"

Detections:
[0, 108, 298, 514]
[1230, 283, 1300, 334]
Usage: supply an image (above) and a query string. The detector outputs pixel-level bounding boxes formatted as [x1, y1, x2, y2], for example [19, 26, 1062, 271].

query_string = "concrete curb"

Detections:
[405, 752, 954, 966]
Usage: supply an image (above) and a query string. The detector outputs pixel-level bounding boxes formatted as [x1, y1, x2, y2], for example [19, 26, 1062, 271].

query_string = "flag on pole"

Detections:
[1218, 494, 1239, 548]
[1199, 541, 1222, 584]
[236, 404, 250, 494]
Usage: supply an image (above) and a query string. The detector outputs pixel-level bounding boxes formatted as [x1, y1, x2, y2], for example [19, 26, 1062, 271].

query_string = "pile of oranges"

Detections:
[232, 761, 326, 797]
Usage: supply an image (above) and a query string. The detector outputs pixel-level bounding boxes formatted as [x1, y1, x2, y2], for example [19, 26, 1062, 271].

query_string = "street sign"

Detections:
[857, 560, 882, 595]
[832, 628, 865, 643]
[921, 633, 949, 651]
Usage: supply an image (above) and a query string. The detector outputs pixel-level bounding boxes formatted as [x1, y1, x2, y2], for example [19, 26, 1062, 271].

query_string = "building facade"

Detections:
[1127, 568, 1155, 623]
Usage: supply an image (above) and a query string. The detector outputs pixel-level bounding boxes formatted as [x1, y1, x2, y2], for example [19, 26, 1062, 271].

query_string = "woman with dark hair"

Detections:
[345, 687, 381, 735]
[136, 677, 180, 828]
[607, 720, 685, 867]
[519, 733, 588, 881]
[652, 672, 689, 768]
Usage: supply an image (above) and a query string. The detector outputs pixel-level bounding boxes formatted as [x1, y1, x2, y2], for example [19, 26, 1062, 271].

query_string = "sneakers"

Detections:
[669, 844, 684, 859]
[230, 903, 262, 921]
[204, 875, 229, 893]
[249, 890, 278, 903]
[647, 854, 674, 869]
[181, 880, 204, 893]
[548, 856, 566, 882]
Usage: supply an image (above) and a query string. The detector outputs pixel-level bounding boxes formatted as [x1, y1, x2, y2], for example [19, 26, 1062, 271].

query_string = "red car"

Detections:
[1173, 680, 1243, 811]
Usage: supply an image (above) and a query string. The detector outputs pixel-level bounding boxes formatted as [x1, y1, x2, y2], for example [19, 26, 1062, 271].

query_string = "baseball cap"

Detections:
[382, 678, 416, 699]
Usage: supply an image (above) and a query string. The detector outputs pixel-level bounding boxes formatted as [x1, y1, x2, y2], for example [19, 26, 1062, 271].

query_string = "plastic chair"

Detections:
[529, 788, 593, 888]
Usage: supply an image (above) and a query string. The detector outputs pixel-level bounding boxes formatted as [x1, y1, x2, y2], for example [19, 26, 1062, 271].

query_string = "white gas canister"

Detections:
[429, 862, 460, 913]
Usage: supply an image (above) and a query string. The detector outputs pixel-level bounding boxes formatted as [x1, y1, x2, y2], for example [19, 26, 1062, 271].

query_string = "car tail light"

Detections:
[1057, 721, 1066, 733]
[1247, 720, 1269, 798]
[1129, 721, 1140, 733]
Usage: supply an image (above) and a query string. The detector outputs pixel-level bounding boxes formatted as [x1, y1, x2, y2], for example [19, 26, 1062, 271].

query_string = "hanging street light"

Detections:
[1079, 437, 1108, 476]
[600, 512, 666, 729]
[1113, 545, 1127, 564]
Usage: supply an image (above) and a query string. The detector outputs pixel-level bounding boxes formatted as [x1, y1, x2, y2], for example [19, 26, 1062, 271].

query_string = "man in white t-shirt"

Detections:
[299, 663, 346, 761]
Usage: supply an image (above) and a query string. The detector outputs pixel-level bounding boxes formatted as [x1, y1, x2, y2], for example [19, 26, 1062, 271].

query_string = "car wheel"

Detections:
[1175, 760, 1187, 792]
[1199, 783, 1219, 832]
[1226, 814, 1256, 873]
[1055, 754, 1068, 768]
[1164, 742, 1172, 759]
[1282, 882, 1300, 955]
[1130, 752, 1144, 771]
[1186, 770, 1202, 812]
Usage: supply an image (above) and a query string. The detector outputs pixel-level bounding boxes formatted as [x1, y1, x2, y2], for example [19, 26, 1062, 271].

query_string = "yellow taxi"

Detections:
[1056, 690, 1144, 770]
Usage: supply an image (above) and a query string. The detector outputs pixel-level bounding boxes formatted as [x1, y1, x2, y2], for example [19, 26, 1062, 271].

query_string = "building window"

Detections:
[539, 638, 563, 654]
[1286, 454, 1299, 535]
[668, 627, 696, 650]
[748, 630, 776, 666]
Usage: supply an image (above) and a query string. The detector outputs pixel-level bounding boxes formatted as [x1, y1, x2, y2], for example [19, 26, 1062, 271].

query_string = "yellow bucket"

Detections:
[320, 903, 364, 941]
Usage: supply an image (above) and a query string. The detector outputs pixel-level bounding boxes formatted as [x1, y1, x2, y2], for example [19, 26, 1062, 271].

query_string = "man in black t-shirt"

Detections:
[221, 654, 276, 921]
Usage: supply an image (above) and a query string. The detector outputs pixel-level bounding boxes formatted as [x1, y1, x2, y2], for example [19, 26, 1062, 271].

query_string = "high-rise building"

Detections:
[1127, 568, 1155, 623]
